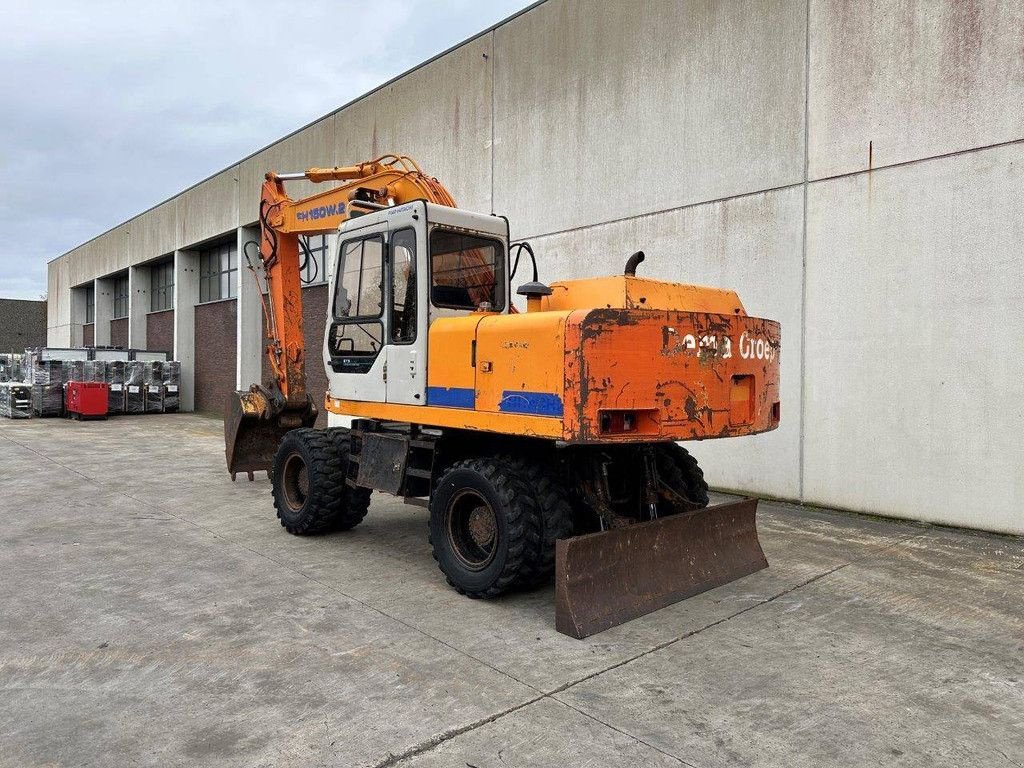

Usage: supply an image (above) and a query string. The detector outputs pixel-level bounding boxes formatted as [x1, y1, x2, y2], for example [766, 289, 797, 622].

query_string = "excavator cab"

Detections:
[322, 201, 509, 409]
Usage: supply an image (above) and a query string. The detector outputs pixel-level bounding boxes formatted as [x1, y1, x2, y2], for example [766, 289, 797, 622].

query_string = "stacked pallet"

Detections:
[106, 361, 126, 414]
[0, 383, 32, 418]
[163, 362, 180, 413]
[124, 362, 146, 414]
[28, 359, 65, 417]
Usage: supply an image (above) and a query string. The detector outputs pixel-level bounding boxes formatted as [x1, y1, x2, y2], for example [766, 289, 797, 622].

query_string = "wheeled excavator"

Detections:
[225, 154, 781, 637]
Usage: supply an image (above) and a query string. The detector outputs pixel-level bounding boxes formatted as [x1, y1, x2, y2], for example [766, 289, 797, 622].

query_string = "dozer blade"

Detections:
[224, 386, 317, 481]
[555, 498, 767, 639]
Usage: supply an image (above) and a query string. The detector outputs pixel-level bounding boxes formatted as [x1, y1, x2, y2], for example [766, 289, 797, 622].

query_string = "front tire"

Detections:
[429, 457, 544, 599]
[271, 428, 371, 535]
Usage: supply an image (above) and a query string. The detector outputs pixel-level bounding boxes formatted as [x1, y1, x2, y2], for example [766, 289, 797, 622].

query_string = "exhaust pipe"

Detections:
[624, 250, 645, 276]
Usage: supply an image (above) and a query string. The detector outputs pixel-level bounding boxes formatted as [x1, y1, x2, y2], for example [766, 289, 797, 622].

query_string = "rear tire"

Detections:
[429, 457, 544, 598]
[271, 428, 371, 535]
[519, 458, 574, 587]
[655, 443, 710, 513]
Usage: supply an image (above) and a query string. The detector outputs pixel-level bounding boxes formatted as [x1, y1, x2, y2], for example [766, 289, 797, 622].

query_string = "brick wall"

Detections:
[260, 284, 329, 428]
[110, 318, 128, 348]
[146, 310, 174, 355]
[83, 323, 94, 347]
[0, 299, 47, 352]
[194, 299, 237, 415]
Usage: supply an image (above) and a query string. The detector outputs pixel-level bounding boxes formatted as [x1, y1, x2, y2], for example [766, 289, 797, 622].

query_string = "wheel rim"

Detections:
[282, 452, 309, 512]
[446, 489, 498, 571]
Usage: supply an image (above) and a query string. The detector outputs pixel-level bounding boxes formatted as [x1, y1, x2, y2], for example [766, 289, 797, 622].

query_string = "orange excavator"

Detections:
[226, 154, 781, 637]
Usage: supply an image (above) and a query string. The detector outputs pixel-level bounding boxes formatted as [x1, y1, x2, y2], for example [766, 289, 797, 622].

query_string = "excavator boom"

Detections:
[225, 155, 457, 479]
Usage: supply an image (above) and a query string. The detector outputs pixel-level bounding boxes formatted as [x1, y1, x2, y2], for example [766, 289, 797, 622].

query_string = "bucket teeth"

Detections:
[555, 498, 767, 639]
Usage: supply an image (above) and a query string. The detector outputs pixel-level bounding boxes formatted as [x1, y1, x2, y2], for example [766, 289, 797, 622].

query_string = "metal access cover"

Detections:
[555, 498, 767, 639]
[355, 433, 408, 495]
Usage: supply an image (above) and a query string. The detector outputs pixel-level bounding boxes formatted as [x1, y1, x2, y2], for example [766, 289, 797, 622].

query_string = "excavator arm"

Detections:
[225, 155, 456, 479]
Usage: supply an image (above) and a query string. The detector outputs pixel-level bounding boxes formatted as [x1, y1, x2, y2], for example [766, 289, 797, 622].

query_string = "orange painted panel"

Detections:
[426, 314, 487, 393]
[563, 309, 781, 442]
[541, 276, 745, 316]
[474, 311, 570, 414]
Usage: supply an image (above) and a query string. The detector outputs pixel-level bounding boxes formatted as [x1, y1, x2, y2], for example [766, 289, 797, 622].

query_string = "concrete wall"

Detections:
[46, 0, 1024, 533]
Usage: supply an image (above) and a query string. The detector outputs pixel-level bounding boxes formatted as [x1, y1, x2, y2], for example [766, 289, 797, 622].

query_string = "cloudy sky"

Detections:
[0, 0, 532, 299]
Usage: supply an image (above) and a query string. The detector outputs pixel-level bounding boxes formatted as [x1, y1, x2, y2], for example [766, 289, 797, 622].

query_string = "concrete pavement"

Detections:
[1, 414, 1021, 767]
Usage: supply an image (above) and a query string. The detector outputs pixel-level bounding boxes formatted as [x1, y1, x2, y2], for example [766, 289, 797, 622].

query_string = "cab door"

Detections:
[385, 213, 427, 405]
[324, 220, 389, 403]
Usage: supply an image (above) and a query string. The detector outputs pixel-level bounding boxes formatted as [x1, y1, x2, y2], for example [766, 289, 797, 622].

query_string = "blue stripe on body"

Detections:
[426, 386, 475, 408]
[498, 390, 563, 417]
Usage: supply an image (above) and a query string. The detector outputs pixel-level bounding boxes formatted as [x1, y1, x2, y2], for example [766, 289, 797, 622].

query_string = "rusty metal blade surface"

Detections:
[555, 498, 767, 639]
[224, 389, 316, 478]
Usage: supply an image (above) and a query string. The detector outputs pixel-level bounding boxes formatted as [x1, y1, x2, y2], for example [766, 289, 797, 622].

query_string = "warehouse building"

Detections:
[46, 0, 1024, 534]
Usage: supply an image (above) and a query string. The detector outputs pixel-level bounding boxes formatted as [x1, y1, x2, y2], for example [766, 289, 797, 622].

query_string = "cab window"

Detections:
[390, 228, 417, 343]
[429, 228, 504, 311]
[334, 236, 383, 320]
[329, 235, 384, 366]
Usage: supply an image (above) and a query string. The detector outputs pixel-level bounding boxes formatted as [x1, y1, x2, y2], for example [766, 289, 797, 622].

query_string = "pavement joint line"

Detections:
[1, 433, 99, 484]
[370, 691, 550, 768]
[552, 697, 698, 768]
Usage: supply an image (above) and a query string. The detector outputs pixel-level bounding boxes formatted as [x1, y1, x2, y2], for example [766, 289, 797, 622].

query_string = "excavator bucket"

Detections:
[555, 498, 767, 638]
[224, 386, 317, 481]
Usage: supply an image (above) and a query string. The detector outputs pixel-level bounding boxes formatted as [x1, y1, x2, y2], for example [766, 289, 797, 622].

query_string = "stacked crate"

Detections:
[162, 361, 180, 413]
[84, 360, 107, 382]
[141, 362, 164, 413]
[124, 361, 146, 414]
[0, 383, 32, 418]
[0, 354, 25, 383]
[106, 361, 126, 414]
[29, 358, 65, 417]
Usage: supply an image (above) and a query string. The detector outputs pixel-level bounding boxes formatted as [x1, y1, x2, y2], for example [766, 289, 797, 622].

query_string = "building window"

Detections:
[113, 275, 130, 319]
[150, 259, 175, 312]
[300, 234, 329, 286]
[85, 286, 95, 324]
[199, 242, 238, 303]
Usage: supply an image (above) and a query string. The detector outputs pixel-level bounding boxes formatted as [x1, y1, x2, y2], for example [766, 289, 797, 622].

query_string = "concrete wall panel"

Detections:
[177, 168, 239, 248]
[239, 119, 336, 226]
[804, 143, 1024, 534]
[529, 185, 804, 499]
[334, 35, 493, 214]
[128, 201, 177, 263]
[808, 0, 1024, 179]
[493, 0, 807, 238]
[46, 265, 72, 345]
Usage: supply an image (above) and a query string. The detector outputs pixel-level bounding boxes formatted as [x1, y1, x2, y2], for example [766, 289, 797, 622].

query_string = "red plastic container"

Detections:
[65, 381, 110, 420]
